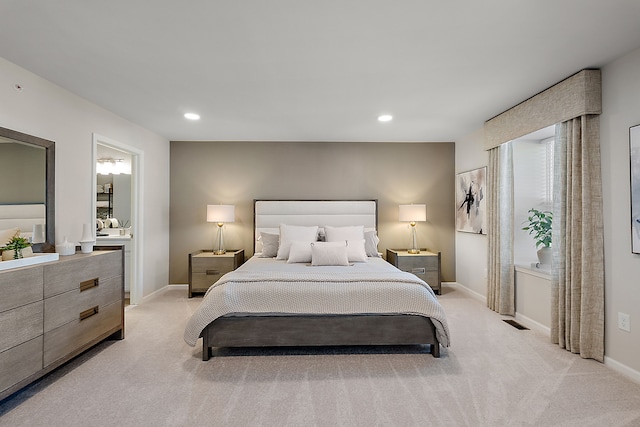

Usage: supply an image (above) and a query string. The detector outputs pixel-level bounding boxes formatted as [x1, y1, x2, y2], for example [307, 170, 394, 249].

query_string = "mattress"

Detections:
[184, 256, 450, 347]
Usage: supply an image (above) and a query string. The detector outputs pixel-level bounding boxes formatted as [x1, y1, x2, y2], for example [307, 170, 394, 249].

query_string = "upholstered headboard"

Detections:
[0, 204, 45, 238]
[253, 200, 377, 253]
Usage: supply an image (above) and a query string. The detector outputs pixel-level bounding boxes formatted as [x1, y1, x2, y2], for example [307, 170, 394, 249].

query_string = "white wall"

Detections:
[455, 128, 489, 298]
[600, 47, 640, 376]
[455, 47, 640, 379]
[0, 57, 170, 299]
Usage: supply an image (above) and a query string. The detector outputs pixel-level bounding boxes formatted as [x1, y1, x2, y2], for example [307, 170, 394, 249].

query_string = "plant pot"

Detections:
[537, 247, 552, 266]
[2, 246, 34, 261]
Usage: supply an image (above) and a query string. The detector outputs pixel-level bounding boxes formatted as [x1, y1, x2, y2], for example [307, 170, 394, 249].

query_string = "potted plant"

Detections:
[1, 236, 33, 261]
[522, 208, 552, 265]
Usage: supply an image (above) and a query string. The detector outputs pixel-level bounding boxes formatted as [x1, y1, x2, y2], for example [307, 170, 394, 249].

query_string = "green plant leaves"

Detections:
[522, 208, 552, 248]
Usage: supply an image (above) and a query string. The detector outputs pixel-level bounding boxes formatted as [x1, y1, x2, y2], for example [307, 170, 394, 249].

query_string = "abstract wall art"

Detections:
[456, 166, 487, 234]
[630, 124, 640, 254]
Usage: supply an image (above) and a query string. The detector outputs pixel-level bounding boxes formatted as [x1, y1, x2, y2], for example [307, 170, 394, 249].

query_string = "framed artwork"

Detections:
[630, 124, 640, 254]
[456, 166, 487, 234]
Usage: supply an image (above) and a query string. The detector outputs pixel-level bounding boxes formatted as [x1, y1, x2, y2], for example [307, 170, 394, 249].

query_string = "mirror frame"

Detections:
[0, 126, 55, 252]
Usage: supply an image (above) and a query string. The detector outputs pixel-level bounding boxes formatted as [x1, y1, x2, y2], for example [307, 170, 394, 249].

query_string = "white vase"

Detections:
[537, 247, 552, 266]
[56, 237, 76, 256]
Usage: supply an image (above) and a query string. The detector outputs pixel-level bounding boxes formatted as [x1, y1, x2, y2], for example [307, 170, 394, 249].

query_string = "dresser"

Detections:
[386, 249, 441, 294]
[0, 248, 124, 401]
[188, 249, 244, 297]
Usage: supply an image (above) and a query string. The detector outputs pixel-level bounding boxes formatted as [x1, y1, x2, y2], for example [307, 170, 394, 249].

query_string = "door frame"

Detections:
[92, 133, 144, 305]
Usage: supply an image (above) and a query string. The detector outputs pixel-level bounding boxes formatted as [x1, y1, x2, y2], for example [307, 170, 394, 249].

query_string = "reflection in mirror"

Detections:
[0, 127, 55, 252]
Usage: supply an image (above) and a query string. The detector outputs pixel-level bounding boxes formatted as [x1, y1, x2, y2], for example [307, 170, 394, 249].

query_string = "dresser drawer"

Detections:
[44, 251, 122, 297]
[0, 301, 43, 352]
[0, 337, 43, 394]
[0, 266, 43, 313]
[44, 275, 122, 333]
[43, 299, 122, 367]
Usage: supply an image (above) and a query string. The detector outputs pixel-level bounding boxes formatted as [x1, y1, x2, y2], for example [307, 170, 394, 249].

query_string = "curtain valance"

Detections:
[484, 69, 601, 150]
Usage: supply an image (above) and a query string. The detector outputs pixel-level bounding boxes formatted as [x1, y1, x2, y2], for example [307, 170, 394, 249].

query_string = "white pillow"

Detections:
[289, 241, 345, 263]
[346, 239, 368, 262]
[324, 225, 364, 242]
[258, 232, 279, 258]
[311, 242, 349, 266]
[287, 241, 313, 263]
[276, 224, 319, 260]
[364, 230, 380, 257]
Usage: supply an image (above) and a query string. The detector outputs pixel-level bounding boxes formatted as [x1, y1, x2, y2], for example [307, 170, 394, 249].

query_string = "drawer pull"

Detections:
[411, 268, 426, 275]
[205, 270, 220, 275]
[79, 305, 99, 321]
[80, 278, 99, 292]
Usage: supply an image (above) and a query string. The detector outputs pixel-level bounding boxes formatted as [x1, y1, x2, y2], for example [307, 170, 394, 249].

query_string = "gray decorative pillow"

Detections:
[259, 232, 279, 258]
[364, 230, 380, 257]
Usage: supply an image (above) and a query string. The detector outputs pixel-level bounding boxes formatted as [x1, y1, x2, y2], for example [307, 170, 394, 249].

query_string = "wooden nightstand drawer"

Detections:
[191, 272, 225, 292]
[188, 249, 244, 297]
[387, 249, 441, 295]
[191, 256, 235, 274]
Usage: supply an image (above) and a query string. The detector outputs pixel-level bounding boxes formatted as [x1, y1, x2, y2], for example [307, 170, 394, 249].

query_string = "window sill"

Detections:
[515, 263, 551, 280]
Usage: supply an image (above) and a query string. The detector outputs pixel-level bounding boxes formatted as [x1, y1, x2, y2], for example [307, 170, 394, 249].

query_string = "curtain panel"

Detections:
[487, 143, 515, 315]
[551, 115, 605, 362]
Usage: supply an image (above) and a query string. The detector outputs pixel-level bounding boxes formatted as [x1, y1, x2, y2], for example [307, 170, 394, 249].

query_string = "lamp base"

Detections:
[407, 248, 420, 254]
[213, 249, 226, 255]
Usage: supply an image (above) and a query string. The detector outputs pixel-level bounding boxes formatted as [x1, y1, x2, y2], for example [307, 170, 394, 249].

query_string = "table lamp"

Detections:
[207, 204, 235, 255]
[399, 204, 426, 254]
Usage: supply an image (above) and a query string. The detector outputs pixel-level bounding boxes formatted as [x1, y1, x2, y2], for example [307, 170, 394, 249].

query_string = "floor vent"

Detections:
[503, 319, 529, 330]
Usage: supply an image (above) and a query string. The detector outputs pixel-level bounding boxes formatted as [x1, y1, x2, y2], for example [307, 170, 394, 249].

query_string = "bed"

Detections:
[0, 203, 45, 240]
[184, 200, 450, 359]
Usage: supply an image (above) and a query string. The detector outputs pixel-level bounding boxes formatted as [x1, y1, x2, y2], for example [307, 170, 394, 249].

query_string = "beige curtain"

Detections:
[487, 143, 515, 315]
[551, 115, 604, 362]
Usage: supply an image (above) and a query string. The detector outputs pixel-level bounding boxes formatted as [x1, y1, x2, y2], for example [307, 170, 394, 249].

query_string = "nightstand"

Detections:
[387, 249, 441, 295]
[188, 249, 244, 297]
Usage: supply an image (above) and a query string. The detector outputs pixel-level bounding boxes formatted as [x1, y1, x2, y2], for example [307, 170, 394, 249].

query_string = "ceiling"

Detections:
[2, 1, 640, 143]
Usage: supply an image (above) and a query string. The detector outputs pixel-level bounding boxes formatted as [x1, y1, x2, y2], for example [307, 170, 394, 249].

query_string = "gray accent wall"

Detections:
[169, 141, 455, 284]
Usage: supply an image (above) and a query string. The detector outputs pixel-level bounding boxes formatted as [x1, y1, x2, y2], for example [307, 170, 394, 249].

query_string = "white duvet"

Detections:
[183, 256, 450, 347]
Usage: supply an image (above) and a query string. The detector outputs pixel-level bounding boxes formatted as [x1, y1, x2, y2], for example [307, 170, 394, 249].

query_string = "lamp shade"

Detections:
[207, 205, 235, 223]
[399, 204, 426, 222]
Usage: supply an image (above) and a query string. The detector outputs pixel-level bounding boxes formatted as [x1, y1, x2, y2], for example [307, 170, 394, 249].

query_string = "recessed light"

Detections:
[378, 114, 393, 122]
[184, 113, 200, 120]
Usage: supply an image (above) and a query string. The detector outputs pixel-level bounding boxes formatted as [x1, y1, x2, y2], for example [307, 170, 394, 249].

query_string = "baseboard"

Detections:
[129, 284, 188, 308]
[446, 282, 485, 302]
[514, 312, 550, 336]
[449, 282, 640, 386]
[604, 356, 640, 386]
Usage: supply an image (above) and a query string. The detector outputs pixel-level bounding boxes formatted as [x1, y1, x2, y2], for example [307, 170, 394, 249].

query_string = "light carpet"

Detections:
[1, 286, 639, 427]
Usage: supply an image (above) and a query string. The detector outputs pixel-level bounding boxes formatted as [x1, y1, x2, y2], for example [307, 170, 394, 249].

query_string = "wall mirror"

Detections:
[0, 126, 55, 252]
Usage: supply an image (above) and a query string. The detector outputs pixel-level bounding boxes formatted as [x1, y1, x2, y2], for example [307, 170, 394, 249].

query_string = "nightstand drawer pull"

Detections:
[79, 305, 99, 321]
[205, 270, 221, 275]
[80, 278, 99, 292]
[411, 268, 426, 275]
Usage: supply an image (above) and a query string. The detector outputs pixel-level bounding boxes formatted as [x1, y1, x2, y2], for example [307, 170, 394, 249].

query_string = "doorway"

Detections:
[92, 133, 144, 305]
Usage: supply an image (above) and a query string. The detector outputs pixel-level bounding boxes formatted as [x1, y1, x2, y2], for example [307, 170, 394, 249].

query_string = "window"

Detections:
[513, 125, 555, 265]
